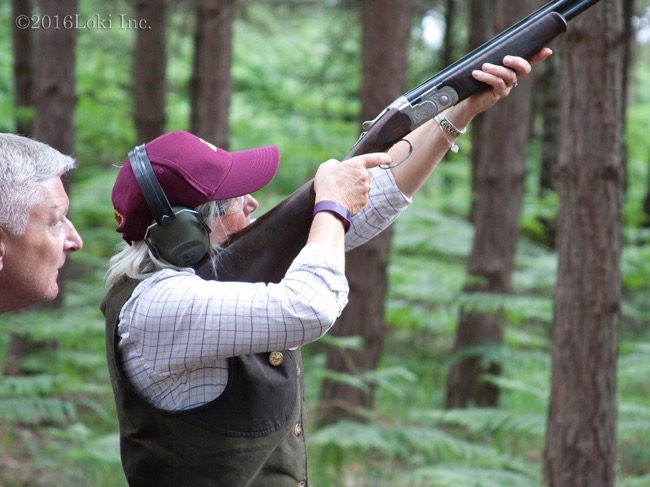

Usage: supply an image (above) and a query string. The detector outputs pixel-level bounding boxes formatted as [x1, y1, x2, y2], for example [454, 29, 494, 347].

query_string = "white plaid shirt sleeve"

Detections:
[116, 166, 410, 409]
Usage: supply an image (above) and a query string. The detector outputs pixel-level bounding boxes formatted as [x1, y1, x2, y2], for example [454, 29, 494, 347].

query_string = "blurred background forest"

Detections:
[0, 0, 649, 486]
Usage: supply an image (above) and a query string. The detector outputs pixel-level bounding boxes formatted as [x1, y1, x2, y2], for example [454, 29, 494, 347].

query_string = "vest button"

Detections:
[293, 423, 303, 437]
[269, 351, 284, 366]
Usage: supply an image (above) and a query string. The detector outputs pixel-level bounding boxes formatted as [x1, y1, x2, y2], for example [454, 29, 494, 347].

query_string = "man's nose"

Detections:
[65, 219, 83, 252]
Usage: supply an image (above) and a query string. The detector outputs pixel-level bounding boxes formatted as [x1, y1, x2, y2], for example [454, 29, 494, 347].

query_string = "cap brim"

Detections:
[211, 145, 280, 200]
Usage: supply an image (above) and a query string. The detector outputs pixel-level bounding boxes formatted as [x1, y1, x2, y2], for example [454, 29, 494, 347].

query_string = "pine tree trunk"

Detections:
[441, 0, 457, 68]
[32, 0, 78, 309]
[5, 0, 78, 371]
[445, 0, 537, 409]
[543, 2, 624, 485]
[467, 0, 493, 223]
[317, 0, 412, 426]
[33, 0, 77, 155]
[134, 0, 168, 144]
[190, 0, 235, 149]
[536, 54, 561, 248]
[12, 0, 34, 136]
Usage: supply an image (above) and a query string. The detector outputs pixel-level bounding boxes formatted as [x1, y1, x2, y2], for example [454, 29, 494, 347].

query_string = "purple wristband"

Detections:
[313, 200, 351, 233]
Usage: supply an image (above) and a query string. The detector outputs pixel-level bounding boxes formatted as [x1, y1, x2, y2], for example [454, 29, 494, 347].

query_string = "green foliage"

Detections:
[402, 465, 544, 487]
[309, 412, 545, 487]
[0, 375, 76, 425]
[230, 2, 362, 194]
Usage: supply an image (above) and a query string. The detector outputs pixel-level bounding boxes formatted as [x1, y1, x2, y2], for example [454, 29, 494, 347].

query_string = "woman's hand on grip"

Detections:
[313, 152, 392, 215]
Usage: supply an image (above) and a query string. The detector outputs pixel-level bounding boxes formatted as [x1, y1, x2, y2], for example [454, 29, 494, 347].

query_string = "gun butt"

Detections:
[195, 181, 315, 283]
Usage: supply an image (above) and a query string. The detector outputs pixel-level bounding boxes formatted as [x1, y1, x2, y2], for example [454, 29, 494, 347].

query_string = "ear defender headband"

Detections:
[128, 144, 212, 267]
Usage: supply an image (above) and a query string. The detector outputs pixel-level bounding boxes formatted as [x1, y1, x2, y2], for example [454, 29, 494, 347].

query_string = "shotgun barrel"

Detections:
[195, 0, 601, 283]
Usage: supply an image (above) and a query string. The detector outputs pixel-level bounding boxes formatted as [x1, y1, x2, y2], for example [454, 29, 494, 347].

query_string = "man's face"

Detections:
[0, 177, 83, 313]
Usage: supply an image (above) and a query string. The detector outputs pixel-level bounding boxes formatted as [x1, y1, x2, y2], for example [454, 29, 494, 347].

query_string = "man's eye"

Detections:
[50, 216, 67, 228]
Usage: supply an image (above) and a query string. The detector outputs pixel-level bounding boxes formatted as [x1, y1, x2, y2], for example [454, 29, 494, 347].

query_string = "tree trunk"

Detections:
[441, 0, 457, 68]
[468, 0, 493, 223]
[5, 0, 78, 372]
[445, 0, 537, 409]
[543, 2, 624, 486]
[32, 0, 77, 155]
[12, 0, 34, 136]
[32, 0, 78, 309]
[134, 0, 168, 144]
[317, 0, 412, 426]
[620, 0, 635, 197]
[536, 53, 561, 248]
[190, 0, 235, 149]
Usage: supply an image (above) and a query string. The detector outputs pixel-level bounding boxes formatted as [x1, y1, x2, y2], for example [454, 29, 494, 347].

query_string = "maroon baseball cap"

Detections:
[112, 131, 280, 244]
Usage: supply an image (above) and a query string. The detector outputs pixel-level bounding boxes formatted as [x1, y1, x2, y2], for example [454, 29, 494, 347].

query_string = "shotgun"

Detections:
[195, 0, 601, 283]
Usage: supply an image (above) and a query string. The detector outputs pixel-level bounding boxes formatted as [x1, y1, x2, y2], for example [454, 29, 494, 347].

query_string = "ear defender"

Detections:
[128, 145, 211, 267]
[145, 206, 211, 267]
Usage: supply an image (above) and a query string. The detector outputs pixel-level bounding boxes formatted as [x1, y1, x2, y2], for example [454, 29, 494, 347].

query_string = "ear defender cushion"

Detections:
[148, 207, 211, 267]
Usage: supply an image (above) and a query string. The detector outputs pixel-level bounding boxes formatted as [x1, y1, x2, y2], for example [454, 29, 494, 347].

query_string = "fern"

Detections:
[455, 291, 553, 325]
[29, 425, 126, 487]
[480, 375, 548, 402]
[0, 375, 77, 425]
[401, 464, 544, 487]
[0, 374, 56, 397]
[618, 473, 650, 487]
[413, 408, 546, 440]
[310, 421, 396, 452]
[309, 419, 542, 487]
[0, 397, 76, 425]
[395, 423, 504, 462]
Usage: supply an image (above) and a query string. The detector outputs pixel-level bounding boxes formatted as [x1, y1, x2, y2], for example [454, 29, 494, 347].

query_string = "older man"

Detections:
[0, 134, 83, 313]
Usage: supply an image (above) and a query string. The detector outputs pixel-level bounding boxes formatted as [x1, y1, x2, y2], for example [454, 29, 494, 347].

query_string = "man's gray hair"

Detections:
[0, 133, 76, 235]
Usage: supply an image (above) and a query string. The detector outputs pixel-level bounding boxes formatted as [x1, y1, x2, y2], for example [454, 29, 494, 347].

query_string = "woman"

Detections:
[102, 51, 551, 487]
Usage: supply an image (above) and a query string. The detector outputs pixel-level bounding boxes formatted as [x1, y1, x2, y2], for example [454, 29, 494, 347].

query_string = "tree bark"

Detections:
[445, 0, 537, 409]
[468, 0, 493, 223]
[543, 2, 624, 486]
[32, 0, 77, 155]
[5, 0, 78, 371]
[317, 0, 412, 426]
[134, 0, 168, 144]
[536, 53, 561, 248]
[441, 0, 457, 68]
[12, 0, 34, 136]
[190, 0, 235, 149]
[32, 0, 78, 309]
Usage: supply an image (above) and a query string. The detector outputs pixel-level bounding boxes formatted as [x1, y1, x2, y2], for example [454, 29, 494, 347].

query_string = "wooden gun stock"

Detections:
[195, 181, 315, 282]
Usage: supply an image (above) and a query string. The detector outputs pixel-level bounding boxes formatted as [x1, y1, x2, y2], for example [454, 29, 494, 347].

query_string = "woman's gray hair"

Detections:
[104, 197, 242, 287]
[0, 133, 76, 235]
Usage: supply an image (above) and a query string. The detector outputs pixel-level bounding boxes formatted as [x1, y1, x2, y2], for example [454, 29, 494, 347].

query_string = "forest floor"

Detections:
[0, 425, 60, 487]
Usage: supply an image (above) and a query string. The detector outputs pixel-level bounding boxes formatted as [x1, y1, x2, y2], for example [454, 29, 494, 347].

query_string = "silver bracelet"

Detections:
[435, 112, 466, 137]
[434, 113, 466, 153]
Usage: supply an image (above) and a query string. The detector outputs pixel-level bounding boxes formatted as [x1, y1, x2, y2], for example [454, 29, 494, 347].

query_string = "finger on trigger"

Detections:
[363, 152, 392, 168]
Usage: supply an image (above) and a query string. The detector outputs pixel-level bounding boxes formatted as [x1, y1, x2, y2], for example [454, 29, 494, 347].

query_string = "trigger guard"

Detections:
[379, 139, 413, 170]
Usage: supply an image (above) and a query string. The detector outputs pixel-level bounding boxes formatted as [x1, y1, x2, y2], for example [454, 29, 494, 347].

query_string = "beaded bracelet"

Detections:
[434, 112, 466, 153]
